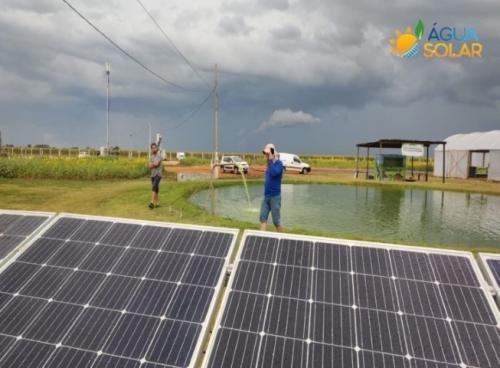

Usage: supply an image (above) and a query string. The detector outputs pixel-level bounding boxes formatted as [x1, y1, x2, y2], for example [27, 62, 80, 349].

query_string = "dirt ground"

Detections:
[166, 164, 352, 179]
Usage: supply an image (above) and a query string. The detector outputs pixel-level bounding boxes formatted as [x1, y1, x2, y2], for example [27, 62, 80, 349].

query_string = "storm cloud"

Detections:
[0, 0, 499, 153]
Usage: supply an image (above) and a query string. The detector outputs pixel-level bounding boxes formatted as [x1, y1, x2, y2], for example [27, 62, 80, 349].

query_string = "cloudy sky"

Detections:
[0, 0, 499, 154]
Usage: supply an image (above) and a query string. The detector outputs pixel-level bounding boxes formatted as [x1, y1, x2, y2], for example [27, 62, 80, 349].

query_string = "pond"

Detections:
[190, 183, 500, 250]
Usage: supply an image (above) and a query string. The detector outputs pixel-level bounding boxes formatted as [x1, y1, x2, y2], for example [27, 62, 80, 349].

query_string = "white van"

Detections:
[279, 153, 311, 174]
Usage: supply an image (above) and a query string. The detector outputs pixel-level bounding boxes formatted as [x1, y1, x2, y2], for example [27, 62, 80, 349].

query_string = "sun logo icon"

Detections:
[390, 20, 424, 58]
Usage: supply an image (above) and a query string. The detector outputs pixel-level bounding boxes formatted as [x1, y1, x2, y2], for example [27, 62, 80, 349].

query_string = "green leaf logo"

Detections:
[415, 19, 424, 39]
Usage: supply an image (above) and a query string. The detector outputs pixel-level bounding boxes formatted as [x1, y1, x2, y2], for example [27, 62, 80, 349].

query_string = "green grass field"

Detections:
[0, 157, 148, 179]
[1, 174, 499, 253]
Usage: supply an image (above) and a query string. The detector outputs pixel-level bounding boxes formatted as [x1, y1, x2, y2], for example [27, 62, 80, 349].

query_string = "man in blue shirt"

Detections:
[260, 143, 284, 232]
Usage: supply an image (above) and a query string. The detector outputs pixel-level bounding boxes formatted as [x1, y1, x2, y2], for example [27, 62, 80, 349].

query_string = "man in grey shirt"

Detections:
[149, 143, 163, 209]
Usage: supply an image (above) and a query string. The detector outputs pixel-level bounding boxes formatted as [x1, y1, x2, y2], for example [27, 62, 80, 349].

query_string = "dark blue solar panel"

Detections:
[207, 234, 500, 368]
[0, 215, 235, 368]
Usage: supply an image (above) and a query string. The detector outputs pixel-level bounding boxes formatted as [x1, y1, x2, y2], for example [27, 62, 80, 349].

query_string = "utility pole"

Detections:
[212, 64, 220, 178]
[148, 122, 152, 159]
[105, 62, 111, 153]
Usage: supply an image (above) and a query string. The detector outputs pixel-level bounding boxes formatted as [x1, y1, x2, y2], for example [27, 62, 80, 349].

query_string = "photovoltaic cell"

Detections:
[480, 254, 500, 300]
[79, 244, 125, 273]
[3, 216, 47, 236]
[0, 295, 46, 336]
[126, 280, 176, 317]
[42, 217, 84, 239]
[205, 233, 500, 368]
[0, 214, 19, 232]
[0, 214, 236, 368]
[146, 320, 201, 366]
[70, 220, 113, 243]
[0, 235, 24, 259]
[103, 314, 160, 359]
[0, 340, 55, 368]
[486, 259, 500, 285]
[23, 302, 83, 343]
[94, 355, 140, 368]
[100, 223, 142, 247]
[18, 237, 66, 264]
[44, 347, 95, 368]
[0, 211, 51, 264]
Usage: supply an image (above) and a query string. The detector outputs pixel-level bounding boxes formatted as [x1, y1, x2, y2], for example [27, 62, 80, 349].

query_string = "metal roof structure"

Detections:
[357, 139, 446, 149]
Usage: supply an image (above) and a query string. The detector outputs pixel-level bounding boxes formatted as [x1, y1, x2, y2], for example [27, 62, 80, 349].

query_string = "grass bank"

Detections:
[1, 175, 498, 253]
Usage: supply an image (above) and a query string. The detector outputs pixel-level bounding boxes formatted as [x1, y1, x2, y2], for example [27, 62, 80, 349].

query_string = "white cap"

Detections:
[262, 143, 276, 154]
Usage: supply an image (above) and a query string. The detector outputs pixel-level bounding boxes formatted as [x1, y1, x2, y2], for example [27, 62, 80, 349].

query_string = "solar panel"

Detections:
[0, 210, 53, 267]
[478, 253, 500, 309]
[0, 213, 237, 368]
[204, 231, 500, 368]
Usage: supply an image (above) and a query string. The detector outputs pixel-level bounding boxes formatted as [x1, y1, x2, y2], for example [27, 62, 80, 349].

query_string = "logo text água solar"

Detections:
[390, 20, 483, 59]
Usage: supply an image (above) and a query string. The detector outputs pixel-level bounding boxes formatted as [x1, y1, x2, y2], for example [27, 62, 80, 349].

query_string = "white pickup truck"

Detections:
[279, 153, 311, 174]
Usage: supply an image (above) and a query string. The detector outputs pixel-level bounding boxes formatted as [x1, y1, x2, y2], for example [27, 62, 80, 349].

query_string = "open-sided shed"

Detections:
[356, 139, 446, 182]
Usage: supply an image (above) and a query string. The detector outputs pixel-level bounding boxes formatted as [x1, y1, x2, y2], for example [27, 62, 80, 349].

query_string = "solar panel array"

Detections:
[205, 232, 500, 368]
[0, 214, 236, 368]
[0, 211, 52, 264]
[479, 253, 500, 309]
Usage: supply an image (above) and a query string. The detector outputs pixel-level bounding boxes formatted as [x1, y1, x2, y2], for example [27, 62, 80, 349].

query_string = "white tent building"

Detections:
[434, 130, 500, 181]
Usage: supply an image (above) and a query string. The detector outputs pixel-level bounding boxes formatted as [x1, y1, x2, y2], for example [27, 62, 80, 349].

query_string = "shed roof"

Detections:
[357, 139, 445, 149]
[435, 130, 500, 151]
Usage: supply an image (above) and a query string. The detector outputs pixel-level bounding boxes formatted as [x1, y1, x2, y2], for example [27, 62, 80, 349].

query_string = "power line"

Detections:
[165, 90, 213, 131]
[136, 0, 211, 90]
[62, 0, 200, 93]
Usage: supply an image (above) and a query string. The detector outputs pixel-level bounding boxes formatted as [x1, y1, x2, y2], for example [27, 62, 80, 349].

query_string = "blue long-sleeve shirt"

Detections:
[264, 159, 283, 197]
